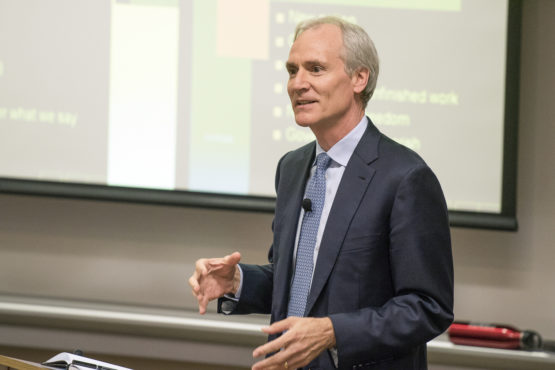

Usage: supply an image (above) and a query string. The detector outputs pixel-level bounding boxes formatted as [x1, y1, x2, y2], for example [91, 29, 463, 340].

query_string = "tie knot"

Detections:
[316, 152, 331, 171]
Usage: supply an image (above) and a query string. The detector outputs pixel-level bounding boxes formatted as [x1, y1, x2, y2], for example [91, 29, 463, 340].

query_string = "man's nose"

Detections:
[289, 70, 310, 92]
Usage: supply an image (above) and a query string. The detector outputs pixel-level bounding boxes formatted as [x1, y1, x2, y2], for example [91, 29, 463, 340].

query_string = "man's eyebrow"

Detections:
[285, 59, 325, 70]
[285, 61, 297, 70]
[304, 60, 324, 67]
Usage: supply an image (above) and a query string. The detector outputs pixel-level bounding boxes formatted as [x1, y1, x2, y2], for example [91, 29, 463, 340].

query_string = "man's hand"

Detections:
[188, 252, 241, 314]
[251, 316, 336, 370]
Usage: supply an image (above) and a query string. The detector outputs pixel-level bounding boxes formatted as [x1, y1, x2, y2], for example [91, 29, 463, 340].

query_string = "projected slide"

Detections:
[0, 0, 508, 213]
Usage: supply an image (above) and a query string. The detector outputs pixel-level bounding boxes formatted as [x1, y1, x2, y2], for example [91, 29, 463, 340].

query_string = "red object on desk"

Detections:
[448, 321, 542, 350]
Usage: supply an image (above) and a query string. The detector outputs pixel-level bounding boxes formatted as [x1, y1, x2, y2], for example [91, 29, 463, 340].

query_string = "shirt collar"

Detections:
[314, 116, 368, 167]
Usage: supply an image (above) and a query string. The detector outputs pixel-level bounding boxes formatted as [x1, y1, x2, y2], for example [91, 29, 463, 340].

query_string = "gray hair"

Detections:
[293, 16, 379, 108]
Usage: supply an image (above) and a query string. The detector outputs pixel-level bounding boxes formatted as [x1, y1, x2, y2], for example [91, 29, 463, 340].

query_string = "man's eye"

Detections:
[312, 66, 323, 73]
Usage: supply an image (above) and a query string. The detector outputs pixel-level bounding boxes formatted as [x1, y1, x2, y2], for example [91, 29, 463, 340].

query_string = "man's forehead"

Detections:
[290, 24, 342, 51]
[287, 27, 343, 65]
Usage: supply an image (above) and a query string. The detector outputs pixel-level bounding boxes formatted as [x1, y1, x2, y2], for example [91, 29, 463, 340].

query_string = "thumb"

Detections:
[224, 251, 241, 266]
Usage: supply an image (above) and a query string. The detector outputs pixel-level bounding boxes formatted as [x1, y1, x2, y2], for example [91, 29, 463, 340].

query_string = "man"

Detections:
[189, 16, 453, 370]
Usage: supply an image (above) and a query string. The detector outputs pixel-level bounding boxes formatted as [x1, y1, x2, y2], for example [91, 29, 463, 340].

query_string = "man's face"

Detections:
[286, 24, 360, 131]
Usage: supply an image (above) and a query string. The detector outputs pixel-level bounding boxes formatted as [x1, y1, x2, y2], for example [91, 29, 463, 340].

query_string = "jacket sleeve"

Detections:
[217, 153, 290, 315]
[217, 262, 274, 315]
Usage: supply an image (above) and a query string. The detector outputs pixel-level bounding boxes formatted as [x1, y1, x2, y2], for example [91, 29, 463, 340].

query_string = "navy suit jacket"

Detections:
[219, 119, 454, 369]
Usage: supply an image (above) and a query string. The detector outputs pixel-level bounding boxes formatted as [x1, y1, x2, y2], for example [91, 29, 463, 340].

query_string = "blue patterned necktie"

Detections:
[287, 152, 331, 317]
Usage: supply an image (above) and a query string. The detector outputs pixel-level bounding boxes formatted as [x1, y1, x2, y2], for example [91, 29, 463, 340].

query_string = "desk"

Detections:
[0, 354, 57, 370]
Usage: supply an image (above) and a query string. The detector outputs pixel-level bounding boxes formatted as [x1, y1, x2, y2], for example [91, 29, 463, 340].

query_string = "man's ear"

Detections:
[352, 67, 370, 94]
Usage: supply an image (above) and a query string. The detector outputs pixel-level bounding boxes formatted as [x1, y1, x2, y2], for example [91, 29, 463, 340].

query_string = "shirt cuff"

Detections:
[223, 264, 243, 301]
[330, 347, 338, 368]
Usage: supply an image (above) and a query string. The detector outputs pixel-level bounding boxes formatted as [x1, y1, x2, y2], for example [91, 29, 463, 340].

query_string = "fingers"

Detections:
[189, 258, 206, 284]
[253, 337, 284, 359]
[252, 349, 293, 370]
[198, 293, 210, 315]
[252, 337, 306, 370]
[252, 317, 334, 369]
[207, 252, 241, 273]
[253, 318, 297, 358]
[188, 258, 210, 313]
[188, 277, 207, 314]
[188, 274, 200, 293]
[188, 258, 208, 294]
[261, 317, 297, 335]
[188, 253, 240, 315]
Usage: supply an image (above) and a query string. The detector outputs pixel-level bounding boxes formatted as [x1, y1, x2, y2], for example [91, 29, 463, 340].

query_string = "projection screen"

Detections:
[0, 0, 520, 230]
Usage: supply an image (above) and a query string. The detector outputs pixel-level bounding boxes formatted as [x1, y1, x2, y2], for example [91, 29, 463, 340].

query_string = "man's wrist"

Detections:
[322, 317, 336, 349]
[230, 264, 242, 296]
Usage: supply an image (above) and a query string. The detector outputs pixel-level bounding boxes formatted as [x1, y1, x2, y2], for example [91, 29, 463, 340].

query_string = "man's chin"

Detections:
[294, 115, 315, 127]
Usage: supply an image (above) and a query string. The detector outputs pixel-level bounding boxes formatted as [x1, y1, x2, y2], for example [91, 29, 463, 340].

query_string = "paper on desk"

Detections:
[43, 352, 133, 370]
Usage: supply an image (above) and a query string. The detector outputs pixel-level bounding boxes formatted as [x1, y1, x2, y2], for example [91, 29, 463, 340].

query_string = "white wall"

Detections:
[451, 0, 555, 338]
[0, 0, 554, 349]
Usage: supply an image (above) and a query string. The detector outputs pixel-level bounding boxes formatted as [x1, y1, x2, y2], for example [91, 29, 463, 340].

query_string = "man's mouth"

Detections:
[296, 100, 317, 107]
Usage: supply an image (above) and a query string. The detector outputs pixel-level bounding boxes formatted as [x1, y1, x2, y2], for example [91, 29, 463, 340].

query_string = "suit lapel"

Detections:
[305, 122, 381, 316]
[273, 143, 315, 319]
